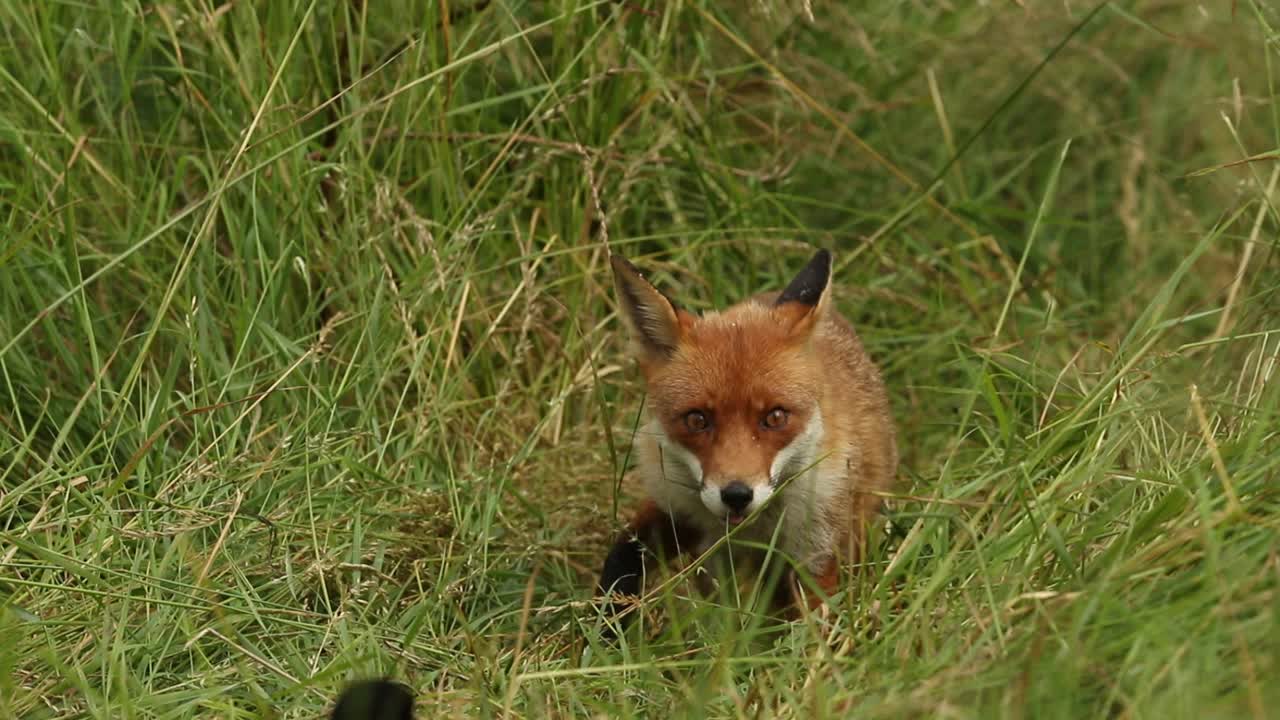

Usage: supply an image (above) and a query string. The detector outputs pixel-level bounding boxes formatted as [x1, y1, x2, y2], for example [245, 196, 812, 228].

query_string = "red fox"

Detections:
[596, 249, 897, 631]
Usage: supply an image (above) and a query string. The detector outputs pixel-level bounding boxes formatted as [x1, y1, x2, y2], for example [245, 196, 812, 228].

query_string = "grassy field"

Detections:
[2, 0, 1279, 717]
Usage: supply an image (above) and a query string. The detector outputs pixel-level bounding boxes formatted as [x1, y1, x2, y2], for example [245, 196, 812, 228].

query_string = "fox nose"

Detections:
[720, 482, 753, 514]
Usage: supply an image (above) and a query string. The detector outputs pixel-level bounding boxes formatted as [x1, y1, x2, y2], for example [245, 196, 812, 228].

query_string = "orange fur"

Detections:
[597, 250, 897, 623]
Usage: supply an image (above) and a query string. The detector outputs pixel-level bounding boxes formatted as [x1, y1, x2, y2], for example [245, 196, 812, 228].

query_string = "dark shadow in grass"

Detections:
[330, 679, 415, 720]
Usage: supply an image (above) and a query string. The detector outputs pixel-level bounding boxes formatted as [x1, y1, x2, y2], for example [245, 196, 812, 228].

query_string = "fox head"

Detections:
[611, 249, 834, 525]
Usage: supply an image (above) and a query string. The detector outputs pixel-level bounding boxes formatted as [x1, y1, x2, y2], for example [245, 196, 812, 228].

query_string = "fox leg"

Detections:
[804, 557, 842, 610]
[596, 500, 699, 635]
[784, 526, 875, 615]
[775, 556, 841, 617]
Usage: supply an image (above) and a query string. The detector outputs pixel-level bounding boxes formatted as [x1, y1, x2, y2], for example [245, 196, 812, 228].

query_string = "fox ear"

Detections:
[610, 254, 691, 362]
[774, 249, 832, 337]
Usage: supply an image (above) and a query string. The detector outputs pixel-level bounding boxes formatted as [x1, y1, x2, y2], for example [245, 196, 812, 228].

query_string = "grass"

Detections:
[2, 0, 1279, 717]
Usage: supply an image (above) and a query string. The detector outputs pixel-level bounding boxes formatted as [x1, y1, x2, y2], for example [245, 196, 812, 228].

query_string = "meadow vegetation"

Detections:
[2, 1, 1278, 717]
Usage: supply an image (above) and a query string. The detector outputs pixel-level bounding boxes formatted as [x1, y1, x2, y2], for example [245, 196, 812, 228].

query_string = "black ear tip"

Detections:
[776, 248, 833, 307]
[811, 248, 833, 272]
[609, 253, 638, 276]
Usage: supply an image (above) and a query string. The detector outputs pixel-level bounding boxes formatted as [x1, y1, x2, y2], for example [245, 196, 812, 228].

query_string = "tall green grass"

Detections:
[2, 1, 1277, 717]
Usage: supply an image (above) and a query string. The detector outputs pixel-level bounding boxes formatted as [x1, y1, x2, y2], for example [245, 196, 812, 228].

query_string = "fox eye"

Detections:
[762, 407, 789, 430]
[684, 410, 711, 433]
